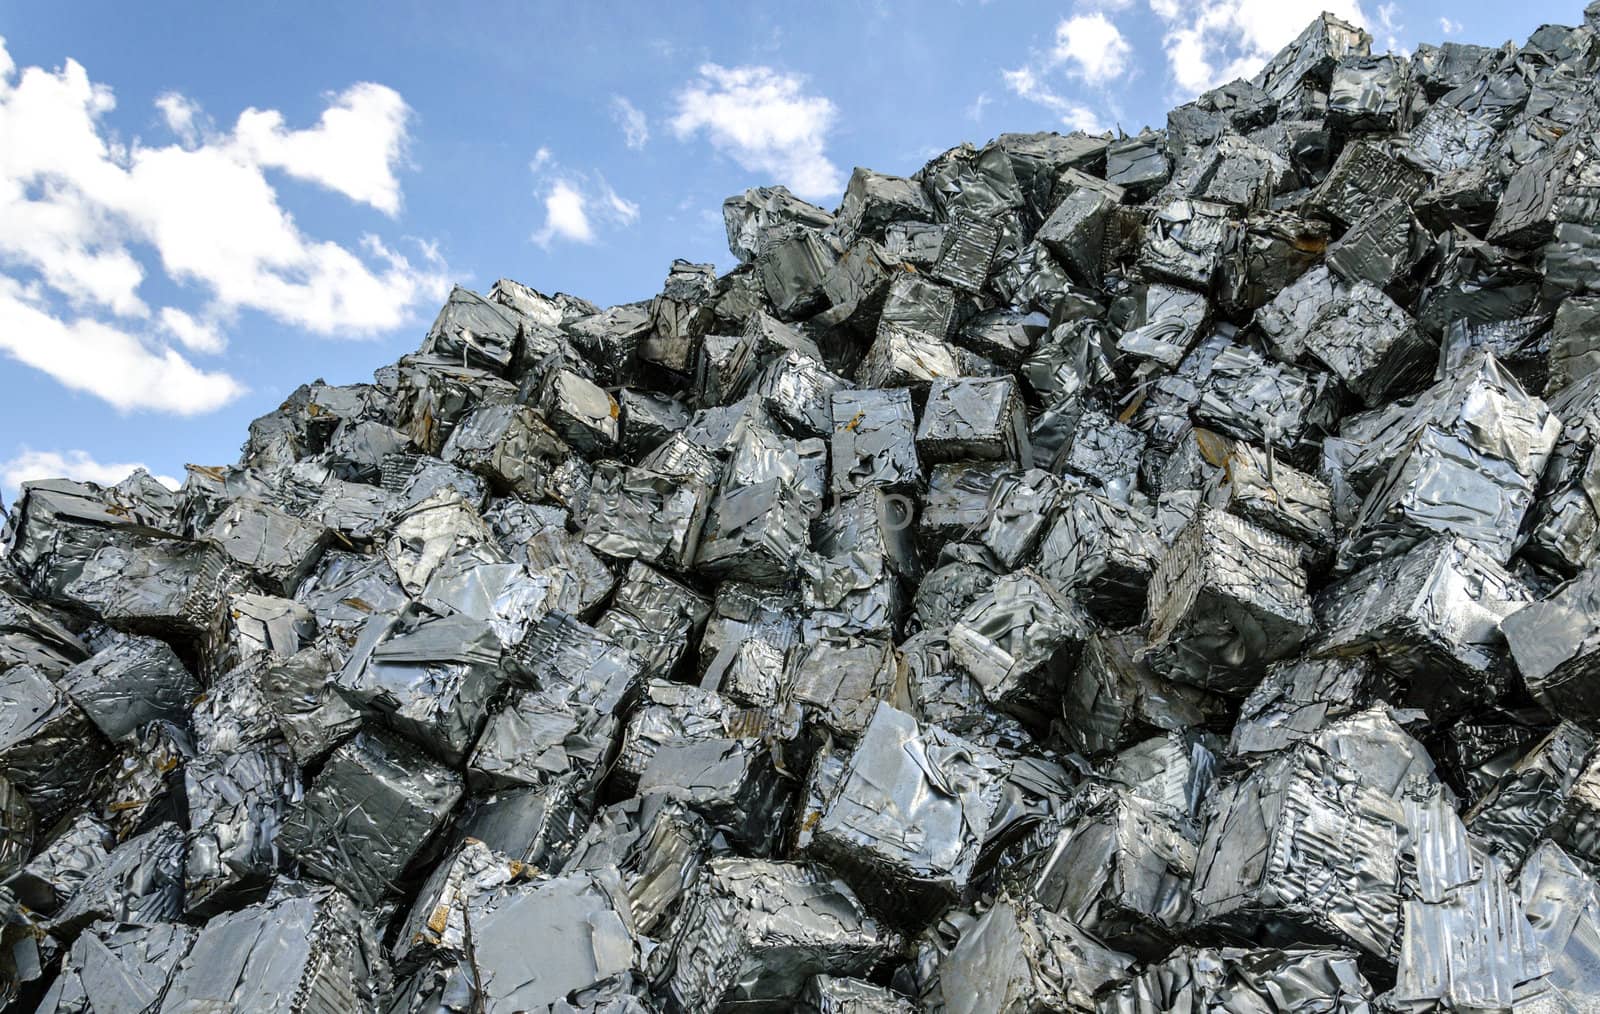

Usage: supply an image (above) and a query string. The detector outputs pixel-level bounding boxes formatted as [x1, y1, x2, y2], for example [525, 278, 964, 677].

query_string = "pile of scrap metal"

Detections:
[8, 9, 1600, 1011]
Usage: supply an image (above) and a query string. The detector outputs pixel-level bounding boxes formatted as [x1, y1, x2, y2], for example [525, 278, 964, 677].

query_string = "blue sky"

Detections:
[0, 0, 1579, 503]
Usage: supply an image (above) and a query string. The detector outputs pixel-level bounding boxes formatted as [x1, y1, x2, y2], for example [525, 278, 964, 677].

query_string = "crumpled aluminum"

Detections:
[949, 569, 1092, 729]
[1191, 744, 1404, 963]
[831, 387, 920, 495]
[935, 895, 1132, 1014]
[158, 882, 378, 1014]
[1145, 508, 1314, 695]
[56, 634, 200, 743]
[182, 744, 302, 917]
[1099, 946, 1375, 1013]
[0, 664, 112, 826]
[1314, 536, 1531, 716]
[336, 608, 506, 765]
[916, 376, 1029, 464]
[658, 857, 900, 1013]
[279, 731, 464, 906]
[811, 703, 1007, 926]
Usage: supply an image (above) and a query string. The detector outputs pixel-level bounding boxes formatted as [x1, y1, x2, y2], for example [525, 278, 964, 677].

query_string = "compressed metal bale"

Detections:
[419, 284, 520, 371]
[1518, 841, 1600, 1008]
[1305, 141, 1429, 229]
[595, 561, 712, 680]
[1020, 783, 1197, 959]
[391, 837, 536, 968]
[541, 367, 621, 456]
[50, 821, 187, 939]
[899, 628, 1031, 751]
[468, 686, 617, 795]
[1463, 722, 1595, 865]
[8, 813, 113, 917]
[658, 856, 901, 1014]
[157, 883, 376, 1014]
[1502, 563, 1600, 722]
[1190, 336, 1337, 455]
[934, 895, 1133, 1014]
[1061, 629, 1229, 759]
[203, 496, 331, 597]
[1314, 536, 1532, 716]
[439, 402, 571, 502]
[1097, 946, 1375, 1013]
[1228, 655, 1379, 757]
[484, 499, 615, 619]
[633, 734, 788, 853]
[919, 463, 1018, 555]
[980, 468, 1068, 571]
[1390, 789, 1550, 1010]
[56, 634, 200, 743]
[278, 731, 464, 907]
[1117, 283, 1209, 370]
[915, 376, 1029, 464]
[183, 744, 302, 917]
[1145, 508, 1314, 695]
[583, 442, 717, 574]
[1204, 441, 1333, 566]
[0, 664, 113, 827]
[564, 794, 714, 936]
[334, 608, 506, 766]
[949, 569, 1093, 729]
[1139, 199, 1240, 291]
[839, 167, 937, 243]
[1191, 744, 1405, 963]
[35, 918, 198, 1014]
[811, 703, 1007, 926]
[694, 427, 819, 586]
[506, 611, 645, 716]
[785, 632, 898, 742]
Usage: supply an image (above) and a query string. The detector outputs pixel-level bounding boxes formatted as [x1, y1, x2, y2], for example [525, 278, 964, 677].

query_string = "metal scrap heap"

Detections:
[8, 10, 1600, 1011]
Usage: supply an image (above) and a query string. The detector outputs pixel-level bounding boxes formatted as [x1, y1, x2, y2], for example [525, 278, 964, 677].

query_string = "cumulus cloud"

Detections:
[1, 447, 179, 504]
[0, 35, 447, 415]
[232, 81, 412, 215]
[1051, 13, 1133, 84]
[1001, 13, 1127, 132]
[1001, 66, 1110, 133]
[530, 152, 640, 248]
[1151, 0, 1370, 97]
[670, 63, 842, 201]
[1440, 16, 1462, 35]
[610, 96, 649, 149]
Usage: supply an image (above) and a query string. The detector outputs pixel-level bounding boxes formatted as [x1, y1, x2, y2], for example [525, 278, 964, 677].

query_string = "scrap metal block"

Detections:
[660, 857, 901, 1013]
[811, 703, 1007, 925]
[279, 731, 464, 906]
[1316, 537, 1531, 716]
[915, 376, 1029, 463]
[1146, 509, 1314, 695]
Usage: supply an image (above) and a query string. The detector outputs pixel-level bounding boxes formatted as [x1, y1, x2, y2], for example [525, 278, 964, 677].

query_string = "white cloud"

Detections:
[966, 92, 992, 122]
[610, 96, 649, 149]
[1151, 0, 1370, 98]
[530, 156, 640, 248]
[1002, 13, 1126, 133]
[1439, 16, 1462, 35]
[159, 306, 225, 353]
[535, 180, 594, 246]
[155, 91, 204, 145]
[670, 63, 842, 201]
[0, 35, 447, 415]
[1001, 67, 1109, 133]
[1052, 13, 1133, 84]
[232, 82, 411, 215]
[1, 448, 179, 504]
[0, 277, 242, 412]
